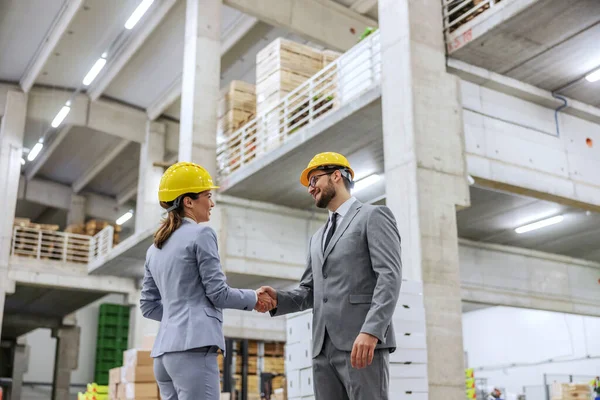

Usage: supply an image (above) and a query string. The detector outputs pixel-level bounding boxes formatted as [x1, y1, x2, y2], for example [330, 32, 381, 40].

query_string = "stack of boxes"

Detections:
[109, 349, 159, 400]
[217, 81, 257, 173]
[388, 280, 428, 399]
[551, 382, 592, 400]
[284, 310, 314, 400]
[282, 280, 428, 400]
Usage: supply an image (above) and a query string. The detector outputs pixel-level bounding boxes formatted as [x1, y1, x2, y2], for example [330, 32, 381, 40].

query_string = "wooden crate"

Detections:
[256, 38, 323, 116]
[218, 81, 256, 118]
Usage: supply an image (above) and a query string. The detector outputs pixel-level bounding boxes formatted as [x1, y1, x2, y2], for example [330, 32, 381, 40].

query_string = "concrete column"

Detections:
[51, 326, 80, 400]
[66, 194, 86, 226]
[11, 342, 28, 400]
[0, 90, 27, 340]
[135, 121, 166, 233]
[179, 0, 222, 177]
[378, 1, 470, 399]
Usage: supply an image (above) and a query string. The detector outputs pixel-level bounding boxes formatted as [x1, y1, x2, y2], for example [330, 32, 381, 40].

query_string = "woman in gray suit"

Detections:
[140, 161, 272, 400]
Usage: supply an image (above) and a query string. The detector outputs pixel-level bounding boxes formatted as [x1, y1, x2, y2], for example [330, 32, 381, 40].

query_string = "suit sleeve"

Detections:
[196, 227, 257, 311]
[360, 206, 402, 342]
[270, 236, 314, 316]
[140, 260, 163, 321]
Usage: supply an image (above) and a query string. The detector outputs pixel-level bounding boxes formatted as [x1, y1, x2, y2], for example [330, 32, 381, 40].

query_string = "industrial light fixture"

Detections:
[116, 210, 134, 225]
[125, 0, 154, 29]
[51, 101, 71, 128]
[27, 141, 44, 162]
[353, 174, 381, 193]
[515, 215, 564, 234]
[585, 68, 600, 83]
[82, 55, 107, 86]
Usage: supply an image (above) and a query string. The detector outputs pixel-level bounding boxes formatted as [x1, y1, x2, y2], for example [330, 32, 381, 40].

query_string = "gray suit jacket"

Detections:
[140, 220, 257, 357]
[272, 200, 402, 357]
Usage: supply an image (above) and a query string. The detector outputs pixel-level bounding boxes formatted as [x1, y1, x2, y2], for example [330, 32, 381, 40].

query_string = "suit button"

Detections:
[324, 298, 328, 303]
[244, 306, 248, 310]
[323, 273, 328, 279]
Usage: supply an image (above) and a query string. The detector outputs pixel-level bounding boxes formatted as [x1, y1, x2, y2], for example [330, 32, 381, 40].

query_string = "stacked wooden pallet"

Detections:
[65, 219, 121, 246]
[12, 217, 65, 260]
[448, 0, 496, 33]
[551, 383, 591, 400]
[217, 81, 258, 173]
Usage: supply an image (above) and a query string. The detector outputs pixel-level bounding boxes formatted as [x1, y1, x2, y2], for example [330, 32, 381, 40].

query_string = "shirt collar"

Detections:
[183, 217, 197, 224]
[329, 197, 356, 219]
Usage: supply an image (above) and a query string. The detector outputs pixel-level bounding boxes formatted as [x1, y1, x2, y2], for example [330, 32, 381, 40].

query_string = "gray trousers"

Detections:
[313, 331, 389, 400]
[154, 346, 220, 400]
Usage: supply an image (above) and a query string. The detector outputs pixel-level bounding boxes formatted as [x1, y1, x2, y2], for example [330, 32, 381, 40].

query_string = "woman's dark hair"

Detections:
[154, 192, 200, 249]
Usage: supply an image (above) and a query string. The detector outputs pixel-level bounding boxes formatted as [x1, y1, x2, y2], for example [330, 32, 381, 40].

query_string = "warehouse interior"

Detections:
[1, 0, 600, 400]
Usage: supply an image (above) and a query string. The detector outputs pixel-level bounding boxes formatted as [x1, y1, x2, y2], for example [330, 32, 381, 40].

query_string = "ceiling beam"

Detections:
[350, 0, 377, 14]
[72, 139, 131, 193]
[223, 0, 377, 50]
[18, 176, 125, 221]
[146, 14, 258, 120]
[116, 153, 178, 205]
[87, 0, 178, 101]
[25, 125, 72, 180]
[20, 0, 84, 92]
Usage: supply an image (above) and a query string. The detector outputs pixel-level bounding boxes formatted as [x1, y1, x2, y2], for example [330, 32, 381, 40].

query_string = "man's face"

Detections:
[307, 170, 336, 208]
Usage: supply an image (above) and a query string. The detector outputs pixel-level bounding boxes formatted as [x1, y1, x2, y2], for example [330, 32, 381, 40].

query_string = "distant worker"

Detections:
[592, 376, 600, 400]
[259, 152, 402, 399]
[488, 388, 503, 400]
[140, 162, 274, 400]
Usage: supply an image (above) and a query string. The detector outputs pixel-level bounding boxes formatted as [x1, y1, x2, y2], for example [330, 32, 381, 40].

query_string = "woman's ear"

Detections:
[182, 196, 193, 209]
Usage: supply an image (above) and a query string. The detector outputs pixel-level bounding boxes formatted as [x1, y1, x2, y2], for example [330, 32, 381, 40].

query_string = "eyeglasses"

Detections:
[308, 172, 334, 188]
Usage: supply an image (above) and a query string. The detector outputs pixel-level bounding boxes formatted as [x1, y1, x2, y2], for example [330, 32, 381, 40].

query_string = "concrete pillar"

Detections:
[0, 90, 27, 340]
[135, 121, 166, 233]
[378, 1, 470, 399]
[11, 342, 28, 400]
[66, 194, 86, 226]
[51, 326, 80, 400]
[179, 0, 222, 177]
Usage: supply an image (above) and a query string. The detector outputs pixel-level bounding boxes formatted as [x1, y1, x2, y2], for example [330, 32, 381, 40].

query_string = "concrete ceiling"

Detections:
[2, 284, 107, 339]
[450, 0, 600, 107]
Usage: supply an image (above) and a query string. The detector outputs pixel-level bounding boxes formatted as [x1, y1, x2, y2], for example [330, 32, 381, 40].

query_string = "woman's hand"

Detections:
[254, 287, 277, 312]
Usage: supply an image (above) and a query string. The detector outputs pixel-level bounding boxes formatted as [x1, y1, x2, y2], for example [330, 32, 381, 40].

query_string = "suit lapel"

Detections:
[313, 225, 326, 266]
[323, 201, 362, 262]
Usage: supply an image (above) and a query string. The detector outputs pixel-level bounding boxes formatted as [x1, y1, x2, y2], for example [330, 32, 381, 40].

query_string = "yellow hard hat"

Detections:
[300, 152, 354, 187]
[158, 162, 219, 203]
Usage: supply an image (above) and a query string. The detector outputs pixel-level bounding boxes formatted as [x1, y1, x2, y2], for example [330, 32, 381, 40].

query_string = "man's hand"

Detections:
[351, 333, 378, 369]
[254, 286, 278, 313]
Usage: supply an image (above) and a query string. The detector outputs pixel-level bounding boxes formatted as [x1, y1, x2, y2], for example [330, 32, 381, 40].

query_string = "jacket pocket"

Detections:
[204, 307, 223, 322]
[349, 294, 373, 304]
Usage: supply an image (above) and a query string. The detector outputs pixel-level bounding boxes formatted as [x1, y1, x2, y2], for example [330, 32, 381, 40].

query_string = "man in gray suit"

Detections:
[259, 152, 402, 400]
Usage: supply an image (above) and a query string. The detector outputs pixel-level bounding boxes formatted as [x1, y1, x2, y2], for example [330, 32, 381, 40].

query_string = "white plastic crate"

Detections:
[286, 369, 301, 398]
[300, 367, 314, 397]
[285, 340, 312, 371]
[285, 309, 313, 344]
[389, 363, 428, 379]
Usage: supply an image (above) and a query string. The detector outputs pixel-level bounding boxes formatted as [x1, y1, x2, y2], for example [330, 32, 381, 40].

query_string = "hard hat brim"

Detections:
[299, 164, 354, 187]
[158, 185, 220, 203]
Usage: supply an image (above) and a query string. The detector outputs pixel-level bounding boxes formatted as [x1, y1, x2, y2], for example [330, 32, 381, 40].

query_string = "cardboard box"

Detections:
[121, 365, 155, 383]
[123, 349, 153, 367]
[109, 367, 121, 385]
[123, 382, 158, 399]
[140, 335, 156, 350]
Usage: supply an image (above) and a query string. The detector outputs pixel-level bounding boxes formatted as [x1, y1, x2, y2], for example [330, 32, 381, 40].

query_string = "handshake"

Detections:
[253, 286, 277, 313]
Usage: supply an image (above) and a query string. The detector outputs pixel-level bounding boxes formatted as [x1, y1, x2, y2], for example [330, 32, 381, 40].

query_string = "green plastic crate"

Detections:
[95, 303, 131, 384]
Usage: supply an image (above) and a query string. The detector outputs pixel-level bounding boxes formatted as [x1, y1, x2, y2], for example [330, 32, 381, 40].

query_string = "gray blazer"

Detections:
[272, 200, 402, 356]
[140, 220, 257, 357]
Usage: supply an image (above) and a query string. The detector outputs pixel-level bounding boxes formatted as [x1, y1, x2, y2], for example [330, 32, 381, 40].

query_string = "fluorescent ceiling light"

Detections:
[353, 174, 381, 193]
[20, 157, 26, 165]
[585, 68, 600, 83]
[125, 0, 154, 29]
[51, 104, 71, 128]
[116, 211, 134, 226]
[82, 56, 107, 86]
[27, 141, 44, 162]
[515, 215, 564, 234]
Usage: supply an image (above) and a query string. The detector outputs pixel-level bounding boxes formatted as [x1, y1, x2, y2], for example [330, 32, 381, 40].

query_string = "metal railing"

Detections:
[443, 0, 503, 33]
[89, 225, 114, 262]
[216, 30, 381, 180]
[11, 226, 92, 264]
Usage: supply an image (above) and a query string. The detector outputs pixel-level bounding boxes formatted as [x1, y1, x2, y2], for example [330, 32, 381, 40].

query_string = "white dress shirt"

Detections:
[322, 196, 357, 251]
